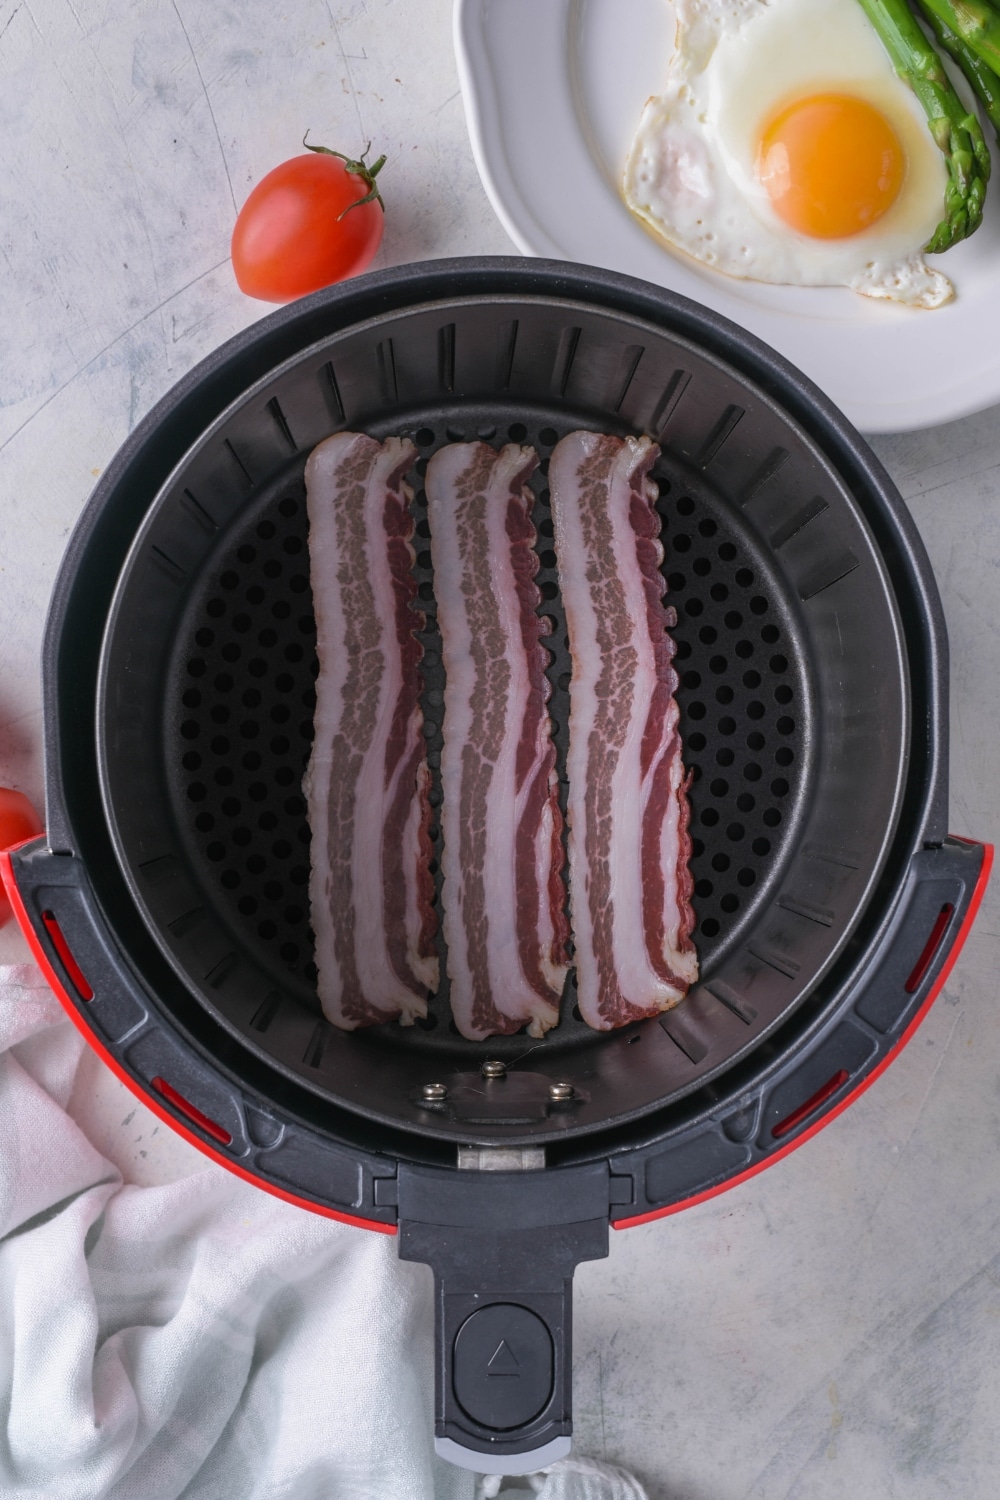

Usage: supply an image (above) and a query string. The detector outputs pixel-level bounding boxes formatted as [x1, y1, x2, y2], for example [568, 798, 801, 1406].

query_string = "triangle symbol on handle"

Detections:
[487, 1338, 520, 1373]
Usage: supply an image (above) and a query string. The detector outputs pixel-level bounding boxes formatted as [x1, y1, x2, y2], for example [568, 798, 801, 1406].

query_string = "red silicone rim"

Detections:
[2, 836, 991, 1236]
[613, 836, 993, 1229]
[0, 838, 395, 1235]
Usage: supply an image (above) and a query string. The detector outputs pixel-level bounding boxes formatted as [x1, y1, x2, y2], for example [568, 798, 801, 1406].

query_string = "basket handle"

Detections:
[397, 1160, 612, 1474]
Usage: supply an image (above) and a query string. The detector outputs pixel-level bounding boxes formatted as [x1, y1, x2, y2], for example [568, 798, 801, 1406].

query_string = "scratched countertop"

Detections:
[2, 2, 999, 1497]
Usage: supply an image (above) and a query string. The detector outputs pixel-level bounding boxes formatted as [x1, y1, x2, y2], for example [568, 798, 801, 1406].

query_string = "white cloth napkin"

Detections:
[0, 963, 648, 1500]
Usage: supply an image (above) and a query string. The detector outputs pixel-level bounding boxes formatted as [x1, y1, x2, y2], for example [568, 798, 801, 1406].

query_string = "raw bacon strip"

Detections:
[304, 432, 437, 1029]
[549, 431, 697, 1030]
[427, 442, 569, 1041]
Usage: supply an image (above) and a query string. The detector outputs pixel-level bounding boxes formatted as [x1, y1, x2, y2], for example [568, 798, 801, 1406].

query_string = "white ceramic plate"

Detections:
[454, 0, 1000, 432]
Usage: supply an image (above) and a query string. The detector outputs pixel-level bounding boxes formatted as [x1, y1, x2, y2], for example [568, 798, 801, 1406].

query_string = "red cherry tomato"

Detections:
[0, 788, 43, 928]
[231, 141, 386, 304]
[0, 788, 43, 851]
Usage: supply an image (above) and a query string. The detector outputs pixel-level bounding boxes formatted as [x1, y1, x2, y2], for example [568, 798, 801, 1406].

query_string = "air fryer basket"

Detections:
[4, 260, 988, 1472]
[96, 282, 910, 1140]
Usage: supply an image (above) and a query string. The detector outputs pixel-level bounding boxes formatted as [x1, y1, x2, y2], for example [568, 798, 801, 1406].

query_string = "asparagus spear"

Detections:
[915, 0, 1000, 142]
[856, 0, 988, 249]
[917, 0, 1000, 75]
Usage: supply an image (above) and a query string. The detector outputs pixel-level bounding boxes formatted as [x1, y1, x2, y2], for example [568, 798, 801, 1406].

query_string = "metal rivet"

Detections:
[421, 1082, 448, 1103]
[549, 1081, 574, 1101]
[481, 1059, 507, 1079]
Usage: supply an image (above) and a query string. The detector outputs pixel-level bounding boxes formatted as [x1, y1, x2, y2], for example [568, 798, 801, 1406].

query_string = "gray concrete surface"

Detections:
[1, 2, 998, 1496]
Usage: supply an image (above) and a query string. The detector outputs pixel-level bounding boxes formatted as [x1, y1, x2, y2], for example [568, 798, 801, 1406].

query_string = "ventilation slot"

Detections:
[267, 397, 297, 452]
[772, 1069, 849, 1139]
[613, 344, 645, 412]
[777, 893, 834, 926]
[496, 320, 518, 389]
[748, 943, 800, 979]
[659, 1011, 709, 1063]
[377, 338, 398, 403]
[169, 906, 206, 938]
[251, 992, 281, 1034]
[304, 1021, 327, 1069]
[205, 952, 238, 988]
[905, 903, 955, 994]
[152, 1075, 232, 1145]
[551, 326, 582, 395]
[180, 490, 218, 534]
[706, 982, 756, 1025]
[150, 546, 187, 585]
[438, 323, 456, 393]
[41, 911, 93, 1001]
[803, 842, 860, 870]
[696, 405, 744, 467]
[322, 360, 345, 420]
[770, 496, 828, 551]
[138, 854, 177, 882]
[740, 447, 788, 506]
[651, 368, 690, 436]
[799, 550, 860, 601]
[224, 439, 253, 486]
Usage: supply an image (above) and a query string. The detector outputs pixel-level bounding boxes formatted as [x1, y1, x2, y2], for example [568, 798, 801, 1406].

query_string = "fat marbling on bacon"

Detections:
[426, 442, 569, 1041]
[303, 432, 438, 1029]
[549, 430, 698, 1029]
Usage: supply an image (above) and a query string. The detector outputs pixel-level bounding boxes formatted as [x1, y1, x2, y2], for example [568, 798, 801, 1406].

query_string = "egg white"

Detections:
[622, 0, 954, 307]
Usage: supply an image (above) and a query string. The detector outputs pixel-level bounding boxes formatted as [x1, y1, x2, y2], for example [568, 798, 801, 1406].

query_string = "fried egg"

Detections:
[622, 0, 954, 307]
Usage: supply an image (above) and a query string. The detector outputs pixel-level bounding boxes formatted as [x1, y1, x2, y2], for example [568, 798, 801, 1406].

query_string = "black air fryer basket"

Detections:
[1, 259, 990, 1473]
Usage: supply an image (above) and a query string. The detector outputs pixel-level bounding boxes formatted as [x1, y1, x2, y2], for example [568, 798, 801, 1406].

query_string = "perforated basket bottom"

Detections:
[167, 406, 808, 1060]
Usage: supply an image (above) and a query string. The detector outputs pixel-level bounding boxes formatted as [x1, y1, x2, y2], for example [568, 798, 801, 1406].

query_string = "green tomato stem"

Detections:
[301, 133, 387, 215]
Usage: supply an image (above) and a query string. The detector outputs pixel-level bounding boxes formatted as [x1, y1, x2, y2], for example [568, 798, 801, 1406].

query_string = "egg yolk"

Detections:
[758, 93, 905, 239]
